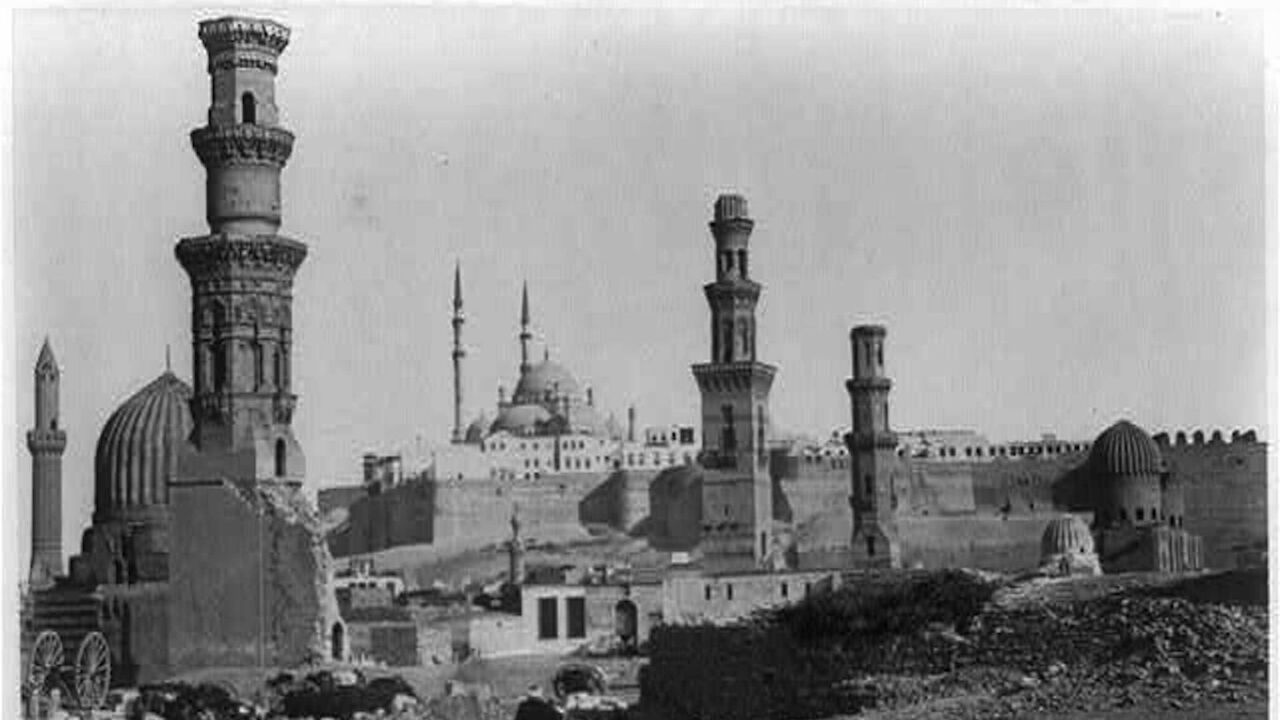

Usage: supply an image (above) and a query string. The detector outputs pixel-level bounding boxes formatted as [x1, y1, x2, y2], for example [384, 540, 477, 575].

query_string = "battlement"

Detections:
[1153, 428, 1264, 448]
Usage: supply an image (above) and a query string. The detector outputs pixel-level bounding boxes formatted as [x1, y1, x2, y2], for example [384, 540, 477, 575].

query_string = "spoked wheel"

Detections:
[74, 631, 111, 709]
[27, 631, 64, 696]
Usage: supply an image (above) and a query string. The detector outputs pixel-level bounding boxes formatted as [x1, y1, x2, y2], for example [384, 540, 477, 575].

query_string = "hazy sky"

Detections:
[7, 8, 1270, 560]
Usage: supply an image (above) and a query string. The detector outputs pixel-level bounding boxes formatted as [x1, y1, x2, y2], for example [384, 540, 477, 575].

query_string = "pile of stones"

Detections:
[856, 590, 1267, 719]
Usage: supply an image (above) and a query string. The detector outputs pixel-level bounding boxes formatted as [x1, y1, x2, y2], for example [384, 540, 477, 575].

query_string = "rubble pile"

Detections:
[860, 592, 1268, 719]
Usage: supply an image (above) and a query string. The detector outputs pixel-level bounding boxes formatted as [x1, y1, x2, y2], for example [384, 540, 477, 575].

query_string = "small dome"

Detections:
[490, 403, 553, 436]
[513, 360, 581, 403]
[464, 413, 490, 444]
[94, 372, 193, 524]
[1089, 420, 1164, 478]
[1040, 514, 1095, 559]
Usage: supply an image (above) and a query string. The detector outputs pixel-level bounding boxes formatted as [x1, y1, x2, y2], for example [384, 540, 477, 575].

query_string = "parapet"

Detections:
[198, 16, 291, 56]
[1157, 428, 1261, 448]
[850, 325, 887, 338]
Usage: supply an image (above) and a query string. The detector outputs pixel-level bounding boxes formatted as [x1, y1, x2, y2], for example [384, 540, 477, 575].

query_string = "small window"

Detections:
[781, 583, 788, 598]
[567, 597, 586, 639]
[704, 585, 712, 601]
[866, 536, 876, 556]
[538, 597, 558, 639]
[242, 92, 256, 124]
[1136, 508, 1144, 522]
[726, 584, 734, 601]
[275, 439, 287, 477]
[1118, 508, 1127, 521]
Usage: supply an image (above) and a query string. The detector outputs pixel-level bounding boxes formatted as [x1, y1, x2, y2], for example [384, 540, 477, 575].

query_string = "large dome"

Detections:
[1040, 514, 1095, 558]
[1089, 420, 1164, 478]
[513, 360, 581, 403]
[93, 372, 193, 524]
[490, 403, 553, 436]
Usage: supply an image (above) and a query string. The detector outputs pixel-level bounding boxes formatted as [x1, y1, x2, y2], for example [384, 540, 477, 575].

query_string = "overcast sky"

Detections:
[6, 8, 1270, 561]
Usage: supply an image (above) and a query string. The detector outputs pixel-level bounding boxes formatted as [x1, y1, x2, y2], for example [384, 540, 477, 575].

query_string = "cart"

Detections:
[23, 630, 112, 716]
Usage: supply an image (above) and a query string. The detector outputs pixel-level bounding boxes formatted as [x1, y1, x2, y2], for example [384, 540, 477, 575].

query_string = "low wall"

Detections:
[895, 513, 1058, 573]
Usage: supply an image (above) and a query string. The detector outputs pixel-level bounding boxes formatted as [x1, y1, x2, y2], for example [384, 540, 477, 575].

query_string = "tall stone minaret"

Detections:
[691, 194, 777, 569]
[451, 261, 466, 444]
[846, 325, 900, 568]
[28, 338, 66, 588]
[519, 281, 532, 377]
[176, 16, 307, 485]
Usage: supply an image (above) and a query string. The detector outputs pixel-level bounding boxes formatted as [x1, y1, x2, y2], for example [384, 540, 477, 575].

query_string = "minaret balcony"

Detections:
[191, 124, 294, 169]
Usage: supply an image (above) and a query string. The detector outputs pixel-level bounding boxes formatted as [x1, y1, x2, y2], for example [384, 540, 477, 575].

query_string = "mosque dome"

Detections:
[513, 360, 581, 403]
[490, 403, 554, 436]
[1040, 514, 1095, 559]
[93, 372, 193, 525]
[1089, 420, 1164, 478]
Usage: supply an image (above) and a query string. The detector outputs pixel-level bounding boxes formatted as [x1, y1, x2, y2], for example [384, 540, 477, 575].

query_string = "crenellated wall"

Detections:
[326, 431, 1264, 574]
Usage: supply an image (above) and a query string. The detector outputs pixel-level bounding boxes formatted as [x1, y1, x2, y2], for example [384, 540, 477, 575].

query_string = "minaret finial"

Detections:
[166, 344, 172, 373]
[544, 345, 549, 363]
[453, 260, 463, 311]
[519, 281, 532, 375]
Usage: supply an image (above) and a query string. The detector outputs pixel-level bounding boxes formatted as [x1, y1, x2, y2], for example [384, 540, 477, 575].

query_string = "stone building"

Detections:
[1088, 420, 1203, 573]
[1037, 514, 1101, 577]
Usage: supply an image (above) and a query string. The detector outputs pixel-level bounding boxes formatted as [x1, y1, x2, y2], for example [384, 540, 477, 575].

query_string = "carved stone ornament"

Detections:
[199, 17, 291, 55]
[176, 234, 308, 277]
[191, 125, 294, 169]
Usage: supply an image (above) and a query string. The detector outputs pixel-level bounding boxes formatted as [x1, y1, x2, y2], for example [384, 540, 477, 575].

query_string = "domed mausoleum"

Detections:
[1038, 514, 1101, 577]
[1088, 419, 1202, 574]
[74, 370, 193, 587]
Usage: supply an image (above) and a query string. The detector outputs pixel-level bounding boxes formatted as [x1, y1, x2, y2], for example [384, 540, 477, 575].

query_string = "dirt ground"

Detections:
[856, 697, 1269, 720]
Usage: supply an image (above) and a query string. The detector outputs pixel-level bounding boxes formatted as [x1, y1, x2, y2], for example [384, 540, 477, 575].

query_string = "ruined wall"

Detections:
[895, 514, 1060, 572]
[101, 583, 168, 686]
[169, 480, 342, 672]
[578, 470, 657, 533]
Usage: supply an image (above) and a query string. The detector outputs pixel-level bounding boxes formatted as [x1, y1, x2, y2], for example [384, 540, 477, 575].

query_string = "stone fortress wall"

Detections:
[325, 428, 1265, 578]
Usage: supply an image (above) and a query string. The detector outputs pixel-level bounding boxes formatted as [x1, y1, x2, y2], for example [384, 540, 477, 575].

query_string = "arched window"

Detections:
[242, 93, 256, 124]
[275, 439, 287, 477]
[213, 343, 227, 391]
[738, 250, 748, 278]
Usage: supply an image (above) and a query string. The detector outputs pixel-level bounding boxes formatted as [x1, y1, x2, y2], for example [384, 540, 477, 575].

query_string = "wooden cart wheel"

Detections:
[28, 631, 64, 695]
[74, 631, 111, 709]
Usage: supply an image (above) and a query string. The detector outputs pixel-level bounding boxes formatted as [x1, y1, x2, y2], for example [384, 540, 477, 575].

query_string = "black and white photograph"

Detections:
[3, 6, 1274, 720]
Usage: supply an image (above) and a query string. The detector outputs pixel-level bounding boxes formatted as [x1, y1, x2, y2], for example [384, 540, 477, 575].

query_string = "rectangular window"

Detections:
[538, 597, 558, 640]
[726, 584, 734, 601]
[781, 583, 788, 598]
[567, 597, 586, 639]
[704, 585, 712, 601]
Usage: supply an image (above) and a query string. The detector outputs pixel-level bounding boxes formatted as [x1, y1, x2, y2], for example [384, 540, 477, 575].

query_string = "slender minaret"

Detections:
[451, 261, 466, 444]
[519, 281, 532, 376]
[176, 16, 307, 485]
[507, 504, 525, 586]
[690, 194, 777, 569]
[28, 338, 66, 587]
[846, 325, 900, 568]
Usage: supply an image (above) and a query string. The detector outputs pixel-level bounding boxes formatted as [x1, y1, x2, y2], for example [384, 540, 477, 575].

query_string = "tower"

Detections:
[845, 325, 900, 568]
[175, 16, 306, 484]
[691, 194, 777, 570]
[451, 261, 466, 444]
[519, 281, 532, 377]
[507, 504, 525, 586]
[28, 338, 66, 587]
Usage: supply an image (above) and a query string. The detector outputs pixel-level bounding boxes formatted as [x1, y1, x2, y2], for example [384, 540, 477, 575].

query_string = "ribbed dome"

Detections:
[1040, 514, 1095, 558]
[489, 403, 553, 436]
[93, 372, 193, 523]
[513, 360, 581, 403]
[1089, 420, 1164, 478]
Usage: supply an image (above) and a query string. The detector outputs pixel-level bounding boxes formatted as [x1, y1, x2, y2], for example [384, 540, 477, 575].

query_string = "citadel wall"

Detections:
[327, 434, 1264, 573]
[1158, 431, 1267, 569]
